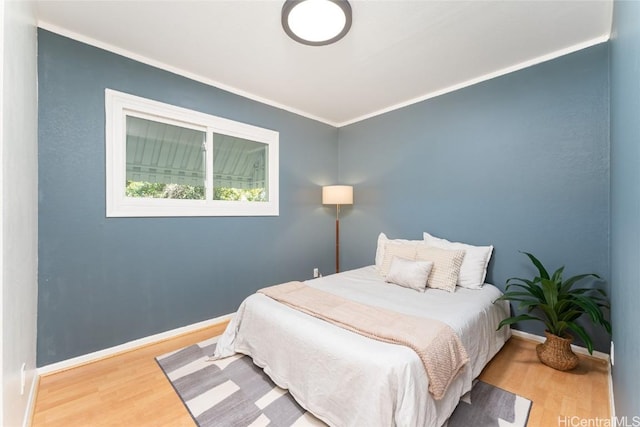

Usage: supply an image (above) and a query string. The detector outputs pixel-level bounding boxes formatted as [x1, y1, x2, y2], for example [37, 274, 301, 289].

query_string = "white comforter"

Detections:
[214, 266, 510, 427]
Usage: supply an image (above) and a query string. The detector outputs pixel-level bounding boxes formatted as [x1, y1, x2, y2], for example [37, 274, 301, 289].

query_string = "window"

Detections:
[105, 89, 279, 217]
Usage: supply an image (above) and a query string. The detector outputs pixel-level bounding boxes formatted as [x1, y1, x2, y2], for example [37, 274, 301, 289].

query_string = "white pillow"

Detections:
[415, 246, 465, 293]
[423, 232, 494, 289]
[379, 243, 419, 277]
[375, 233, 421, 270]
[385, 257, 434, 292]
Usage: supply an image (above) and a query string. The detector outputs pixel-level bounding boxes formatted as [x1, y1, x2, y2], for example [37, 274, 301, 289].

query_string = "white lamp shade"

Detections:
[322, 185, 353, 205]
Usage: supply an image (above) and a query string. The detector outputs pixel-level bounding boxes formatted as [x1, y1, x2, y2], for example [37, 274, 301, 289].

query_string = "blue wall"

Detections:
[610, 0, 640, 417]
[38, 28, 616, 365]
[37, 30, 339, 365]
[338, 44, 611, 352]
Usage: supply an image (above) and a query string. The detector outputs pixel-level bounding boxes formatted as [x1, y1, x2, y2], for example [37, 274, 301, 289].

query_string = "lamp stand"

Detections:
[335, 204, 341, 273]
[322, 185, 353, 274]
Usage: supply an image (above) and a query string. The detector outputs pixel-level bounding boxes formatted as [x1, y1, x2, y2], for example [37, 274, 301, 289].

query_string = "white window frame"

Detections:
[105, 89, 279, 217]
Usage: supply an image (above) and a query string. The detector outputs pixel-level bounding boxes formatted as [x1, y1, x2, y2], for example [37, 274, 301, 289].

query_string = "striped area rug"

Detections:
[156, 337, 531, 427]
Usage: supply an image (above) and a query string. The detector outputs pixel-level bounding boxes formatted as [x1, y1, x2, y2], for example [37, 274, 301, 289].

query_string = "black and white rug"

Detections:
[156, 337, 531, 427]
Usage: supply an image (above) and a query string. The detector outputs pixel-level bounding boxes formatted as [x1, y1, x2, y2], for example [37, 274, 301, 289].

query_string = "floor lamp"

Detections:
[322, 185, 353, 273]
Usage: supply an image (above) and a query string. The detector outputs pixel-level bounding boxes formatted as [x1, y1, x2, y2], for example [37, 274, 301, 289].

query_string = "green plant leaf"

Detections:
[497, 291, 539, 299]
[496, 290, 542, 304]
[550, 320, 569, 336]
[517, 300, 543, 311]
[540, 278, 559, 309]
[558, 309, 582, 322]
[506, 278, 538, 289]
[566, 322, 594, 354]
[522, 252, 549, 280]
[497, 314, 543, 330]
[537, 303, 559, 328]
[505, 280, 545, 300]
[560, 273, 600, 293]
[571, 288, 610, 308]
[572, 295, 608, 326]
[551, 266, 565, 285]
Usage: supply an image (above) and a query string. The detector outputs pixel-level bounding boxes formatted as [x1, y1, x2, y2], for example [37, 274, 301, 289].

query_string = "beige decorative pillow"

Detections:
[375, 233, 422, 270]
[385, 257, 434, 292]
[379, 243, 418, 277]
[423, 231, 493, 289]
[415, 246, 465, 292]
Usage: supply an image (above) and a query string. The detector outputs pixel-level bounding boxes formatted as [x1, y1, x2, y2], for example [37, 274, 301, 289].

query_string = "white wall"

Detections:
[1, 0, 39, 426]
[1, 1, 4, 420]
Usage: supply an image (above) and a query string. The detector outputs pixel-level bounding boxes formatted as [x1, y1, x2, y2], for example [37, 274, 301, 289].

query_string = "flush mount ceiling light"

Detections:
[282, 0, 352, 46]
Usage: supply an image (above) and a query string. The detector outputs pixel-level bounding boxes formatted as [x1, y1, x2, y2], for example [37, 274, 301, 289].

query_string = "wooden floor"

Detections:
[479, 336, 610, 426]
[32, 323, 228, 427]
[32, 326, 610, 427]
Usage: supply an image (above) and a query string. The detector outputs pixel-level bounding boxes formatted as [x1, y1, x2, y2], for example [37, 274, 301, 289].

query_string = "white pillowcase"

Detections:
[385, 257, 434, 292]
[375, 233, 421, 270]
[415, 245, 465, 293]
[423, 231, 494, 289]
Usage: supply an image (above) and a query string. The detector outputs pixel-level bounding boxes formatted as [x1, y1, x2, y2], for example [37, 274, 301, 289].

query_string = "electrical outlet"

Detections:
[610, 341, 615, 366]
[313, 268, 319, 278]
[20, 362, 26, 395]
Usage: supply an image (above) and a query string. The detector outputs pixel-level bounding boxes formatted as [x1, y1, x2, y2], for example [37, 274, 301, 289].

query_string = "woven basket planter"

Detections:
[536, 331, 579, 371]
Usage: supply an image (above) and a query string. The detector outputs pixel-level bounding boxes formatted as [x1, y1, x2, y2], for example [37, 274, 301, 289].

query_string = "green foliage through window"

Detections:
[126, 181, 265, 201]
[126, 181, 204, 200]
[214, 187, 266, 201]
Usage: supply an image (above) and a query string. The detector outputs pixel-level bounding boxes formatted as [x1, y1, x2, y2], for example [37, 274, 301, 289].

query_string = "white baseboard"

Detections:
[608, 364, 616, 419]
[22, 373, 39, 427]
[37, 313, 234, 376]
[510, 329, 610, 361]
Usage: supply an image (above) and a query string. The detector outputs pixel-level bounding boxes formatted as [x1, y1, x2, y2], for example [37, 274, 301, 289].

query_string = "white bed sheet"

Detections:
[214, 266, 510, 427]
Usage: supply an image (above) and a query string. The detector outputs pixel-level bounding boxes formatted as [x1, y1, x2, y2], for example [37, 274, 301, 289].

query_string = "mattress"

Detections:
[214, 266, 510, 426]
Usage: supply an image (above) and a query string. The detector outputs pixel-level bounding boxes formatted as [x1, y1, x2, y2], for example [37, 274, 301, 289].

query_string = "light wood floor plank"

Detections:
[478, 336, 610, 426]
[32, 327, 610, 427]
[33, 324, 228, 427]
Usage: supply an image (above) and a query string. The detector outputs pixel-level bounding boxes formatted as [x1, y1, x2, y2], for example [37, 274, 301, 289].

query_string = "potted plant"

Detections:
[496, 252, 611, 370]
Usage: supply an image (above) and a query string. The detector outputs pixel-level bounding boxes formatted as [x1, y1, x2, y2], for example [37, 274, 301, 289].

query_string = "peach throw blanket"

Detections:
[258, 281, 469, 400]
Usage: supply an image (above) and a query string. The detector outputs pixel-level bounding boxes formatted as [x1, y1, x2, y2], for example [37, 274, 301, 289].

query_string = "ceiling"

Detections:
[36, 0, 613, 127]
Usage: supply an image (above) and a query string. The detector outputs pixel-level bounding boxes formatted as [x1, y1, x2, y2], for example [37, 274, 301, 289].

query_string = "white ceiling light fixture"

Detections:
[282, 0, 352, 46]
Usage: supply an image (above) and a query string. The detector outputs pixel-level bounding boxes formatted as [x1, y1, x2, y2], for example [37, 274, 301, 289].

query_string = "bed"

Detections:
[214, 233, 510, 427]
[214, 259, 510, 426]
